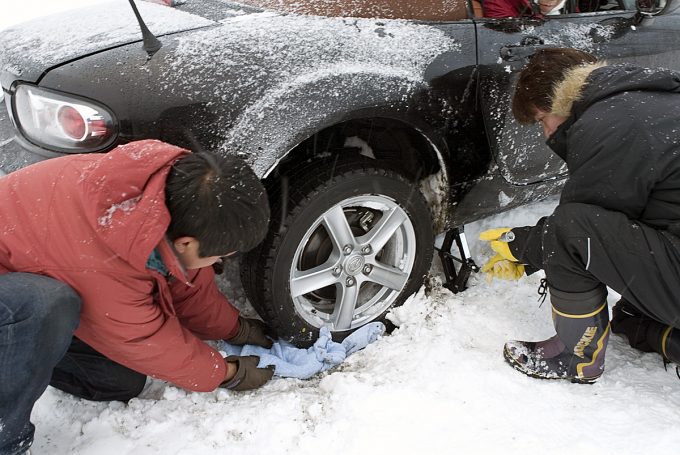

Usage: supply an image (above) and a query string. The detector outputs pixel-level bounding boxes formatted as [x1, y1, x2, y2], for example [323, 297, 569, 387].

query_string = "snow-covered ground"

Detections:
[25, 196, 680, 454]
[3, 3, 680, 455]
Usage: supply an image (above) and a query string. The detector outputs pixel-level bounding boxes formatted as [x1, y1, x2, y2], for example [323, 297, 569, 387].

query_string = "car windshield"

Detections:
[234, 0, 469, 20]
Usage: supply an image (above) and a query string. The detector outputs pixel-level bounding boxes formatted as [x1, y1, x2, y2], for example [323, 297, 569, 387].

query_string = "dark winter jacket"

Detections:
[0, 140, 240, 392]
[510, 63, 680, 266]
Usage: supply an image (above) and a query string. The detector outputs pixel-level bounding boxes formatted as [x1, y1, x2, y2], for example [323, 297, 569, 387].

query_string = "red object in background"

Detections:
[142, 0, 180, 6]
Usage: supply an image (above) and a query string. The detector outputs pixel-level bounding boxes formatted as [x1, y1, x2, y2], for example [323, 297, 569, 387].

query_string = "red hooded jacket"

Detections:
[0, 140, 240, 391]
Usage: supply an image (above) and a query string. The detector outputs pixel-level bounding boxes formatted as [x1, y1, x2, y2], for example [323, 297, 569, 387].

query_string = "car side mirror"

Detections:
[636, 0, 668, 15]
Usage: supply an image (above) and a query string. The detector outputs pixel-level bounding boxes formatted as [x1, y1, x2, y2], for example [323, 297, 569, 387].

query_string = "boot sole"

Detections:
[502, 345, 600, 384]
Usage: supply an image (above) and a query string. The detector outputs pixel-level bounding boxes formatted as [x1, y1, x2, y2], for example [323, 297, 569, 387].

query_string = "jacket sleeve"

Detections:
[170, 266, 241, 341]
[509, 218, 547, 273]
[73, 275, 228, 392]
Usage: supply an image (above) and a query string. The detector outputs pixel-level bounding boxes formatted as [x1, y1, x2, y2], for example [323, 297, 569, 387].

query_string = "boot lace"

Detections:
[662, 357, 680, 380]
[537, 278, 549, 307]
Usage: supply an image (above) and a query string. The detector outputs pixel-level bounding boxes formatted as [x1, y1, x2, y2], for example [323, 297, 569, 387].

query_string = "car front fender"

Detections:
[221, 67, 447, 180]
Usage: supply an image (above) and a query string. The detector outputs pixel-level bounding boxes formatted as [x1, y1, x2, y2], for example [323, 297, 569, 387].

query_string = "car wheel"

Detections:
[241, 158, 434, 346]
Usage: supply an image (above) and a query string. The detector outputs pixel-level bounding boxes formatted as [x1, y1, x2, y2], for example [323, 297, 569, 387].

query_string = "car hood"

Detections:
[0, 1, 215, 87]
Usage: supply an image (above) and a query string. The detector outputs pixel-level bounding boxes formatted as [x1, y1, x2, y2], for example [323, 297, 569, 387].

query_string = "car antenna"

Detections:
[128, 0, 162, 58]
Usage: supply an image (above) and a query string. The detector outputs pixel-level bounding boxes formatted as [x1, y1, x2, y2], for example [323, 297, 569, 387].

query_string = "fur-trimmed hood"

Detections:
[550, 62, 680, 120]
[550, 62, 606, 118]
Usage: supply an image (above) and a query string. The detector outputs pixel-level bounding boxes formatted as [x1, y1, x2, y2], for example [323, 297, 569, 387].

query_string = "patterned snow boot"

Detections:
[504, 286, 610, 384]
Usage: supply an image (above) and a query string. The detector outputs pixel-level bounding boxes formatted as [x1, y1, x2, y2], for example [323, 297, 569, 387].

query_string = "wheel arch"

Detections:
[222, 69, 453, 231]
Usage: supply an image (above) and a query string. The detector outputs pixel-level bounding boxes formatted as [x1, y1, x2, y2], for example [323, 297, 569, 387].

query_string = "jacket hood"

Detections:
[78, 139, 188, 272]
[551, 62, 680, 119]
[547, 63, 680, 159]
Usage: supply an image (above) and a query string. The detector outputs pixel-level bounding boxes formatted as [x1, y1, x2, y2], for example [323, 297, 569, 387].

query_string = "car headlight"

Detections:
[12, 84, 116, 152]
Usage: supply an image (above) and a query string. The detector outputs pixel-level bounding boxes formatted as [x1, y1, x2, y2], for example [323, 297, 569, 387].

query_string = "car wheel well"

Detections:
[269, 117, 442, 184]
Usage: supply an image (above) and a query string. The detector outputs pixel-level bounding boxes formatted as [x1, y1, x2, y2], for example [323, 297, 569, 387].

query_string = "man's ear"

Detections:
[172, 236, 198, 253]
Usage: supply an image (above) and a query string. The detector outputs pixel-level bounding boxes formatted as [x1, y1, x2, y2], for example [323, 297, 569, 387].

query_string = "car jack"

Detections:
[437, 227, 479, 293]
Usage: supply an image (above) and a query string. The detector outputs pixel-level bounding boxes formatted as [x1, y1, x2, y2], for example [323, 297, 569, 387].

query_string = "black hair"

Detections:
[165, 152, 270, 257]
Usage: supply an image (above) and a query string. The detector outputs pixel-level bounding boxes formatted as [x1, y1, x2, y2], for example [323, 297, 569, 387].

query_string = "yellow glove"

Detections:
[479, 228, 519, 262]
[481, 255, 525, 281]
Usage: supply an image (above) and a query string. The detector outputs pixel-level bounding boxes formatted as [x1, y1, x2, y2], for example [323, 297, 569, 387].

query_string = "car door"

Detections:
[474, 2, 680, 186]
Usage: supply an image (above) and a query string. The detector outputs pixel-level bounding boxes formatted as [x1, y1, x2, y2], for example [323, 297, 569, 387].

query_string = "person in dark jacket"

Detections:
[480, 48, 680, 383]
[0, 140, 274, 455]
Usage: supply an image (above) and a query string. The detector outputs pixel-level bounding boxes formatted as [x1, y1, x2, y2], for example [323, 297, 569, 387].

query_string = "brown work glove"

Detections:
[220, 356, 274, 391]
[227, 316, 273, 348]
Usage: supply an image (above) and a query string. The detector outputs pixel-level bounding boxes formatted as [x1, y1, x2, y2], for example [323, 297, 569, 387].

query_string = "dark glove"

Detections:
[220, 355, 274, 391]
[227, 316, 273, 348]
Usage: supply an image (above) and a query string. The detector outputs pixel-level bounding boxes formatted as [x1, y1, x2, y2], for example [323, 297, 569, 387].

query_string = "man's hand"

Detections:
[228, 316, 273, 348]
[479, 228, 519, 262]
[221, 356, 274, 391]
[481, 255, 525, 281]
[479, 228, 524, 281]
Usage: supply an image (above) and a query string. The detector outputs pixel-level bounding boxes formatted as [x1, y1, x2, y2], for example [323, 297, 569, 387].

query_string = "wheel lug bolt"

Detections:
[343, 245, 353, 255]
[361, 245, 372, 255]
[346, 277, 355, 287]
[363, 264, 372, 274]
[332, 266, 342, 276]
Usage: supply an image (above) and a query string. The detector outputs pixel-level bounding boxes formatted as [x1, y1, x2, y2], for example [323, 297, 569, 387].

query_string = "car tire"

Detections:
[241, 157, 434, 346]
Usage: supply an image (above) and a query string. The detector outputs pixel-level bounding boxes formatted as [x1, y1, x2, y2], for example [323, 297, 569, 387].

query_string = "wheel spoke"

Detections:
[331, 282, 360, 330]
[367, 261, 409, 291]
[290, 262, 339, 298]
[361, 206, 408, 253]
[322, 205, 356, 252]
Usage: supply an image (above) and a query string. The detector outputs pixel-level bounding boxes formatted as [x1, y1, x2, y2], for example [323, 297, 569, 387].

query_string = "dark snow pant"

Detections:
[50, 337, 147, 402]
[0, 273, 145, 455]
[514, 203, 680, 329]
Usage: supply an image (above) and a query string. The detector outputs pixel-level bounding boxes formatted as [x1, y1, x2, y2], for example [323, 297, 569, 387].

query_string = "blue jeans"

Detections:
[0, 273, 81, 455]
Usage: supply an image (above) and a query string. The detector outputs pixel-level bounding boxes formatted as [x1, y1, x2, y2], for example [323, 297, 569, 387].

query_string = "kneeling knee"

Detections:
[25, 278, 83, 349]
[40, 280, 82, 332]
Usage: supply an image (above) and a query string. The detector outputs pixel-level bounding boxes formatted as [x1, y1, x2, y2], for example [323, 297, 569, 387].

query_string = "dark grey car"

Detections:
[1, 0, 679, 345]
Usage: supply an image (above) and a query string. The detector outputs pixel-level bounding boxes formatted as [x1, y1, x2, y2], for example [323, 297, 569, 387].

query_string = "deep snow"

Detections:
[26, 196, 680, 455]
[3, 3, 680, 455]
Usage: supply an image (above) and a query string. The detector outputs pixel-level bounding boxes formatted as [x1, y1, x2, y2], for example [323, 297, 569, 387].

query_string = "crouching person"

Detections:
[0, 140, 274, 455]
[480, 48, 680, 383]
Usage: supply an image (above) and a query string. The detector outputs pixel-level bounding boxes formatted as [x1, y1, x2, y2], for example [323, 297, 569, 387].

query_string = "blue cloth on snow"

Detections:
[217, 322, 385, 379]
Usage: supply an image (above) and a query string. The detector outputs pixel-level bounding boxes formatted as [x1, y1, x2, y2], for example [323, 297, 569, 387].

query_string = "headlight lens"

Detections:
[13, 84, 116, 152]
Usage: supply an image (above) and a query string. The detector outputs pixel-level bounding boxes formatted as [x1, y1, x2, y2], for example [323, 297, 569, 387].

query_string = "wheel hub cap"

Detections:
[344, 254, 365, 276]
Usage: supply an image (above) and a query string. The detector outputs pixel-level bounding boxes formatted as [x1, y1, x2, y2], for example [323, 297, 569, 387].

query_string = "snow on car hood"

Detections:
[0, 1, 214, 85]
[173, 12, 460, 90]
[161, 12, 463, 175]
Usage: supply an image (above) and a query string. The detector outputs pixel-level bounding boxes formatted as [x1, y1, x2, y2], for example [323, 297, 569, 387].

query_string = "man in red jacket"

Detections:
[0, 140, 273, 455]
